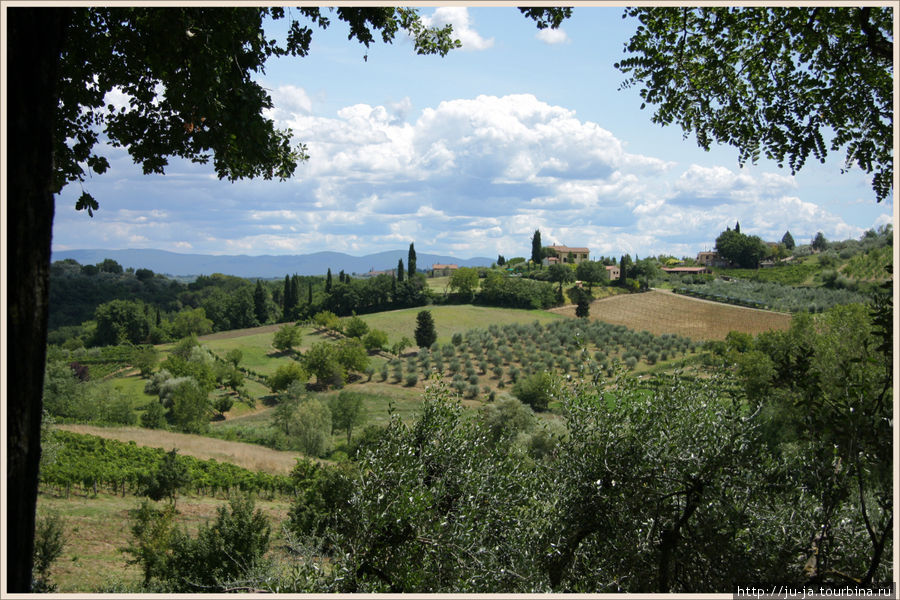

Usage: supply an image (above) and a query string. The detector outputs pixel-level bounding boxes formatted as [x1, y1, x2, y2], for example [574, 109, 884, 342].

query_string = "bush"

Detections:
[344, 315, 369, 339]
[405, 372, 419, 387]
[269, 361, 308, 392]
[363, 329, 389, 352]
[512, 371, 555, 412]
[32, 511, 67, 592]
[273, 324, 303, 352]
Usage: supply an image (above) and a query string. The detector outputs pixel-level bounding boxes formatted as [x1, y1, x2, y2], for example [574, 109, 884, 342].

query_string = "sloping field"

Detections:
[357, 304, 564, 346]
[552, 289, 792, 341]
[56, 424, 303, 474]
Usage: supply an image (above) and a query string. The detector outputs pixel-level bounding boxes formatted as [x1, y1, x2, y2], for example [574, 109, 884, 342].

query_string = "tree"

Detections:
[283, 274, 295, 316]
[330, 391, 368, 444]
[294, 399, 334, 458]
[253, 280, 269, 324]
[569, 286, 592, 318]
[548, 263, 575, 301]
[781, 231, 796, 251]
[497, 255, 506, 266]
[273, 323, 303, 353]
[93, 299, 151, 346]
[171, 307, 214, 338]
[303, 342, 345, 389]
[408, 243, 418, 276]
[7, 6, 471, 589]
[812, 231, 829, 252]
[734, 221, 741, 234]
[531, 230, 543, 266]
[363, 329, 389, 353]
[575, 260, 608, 292]
[715, 228, 768, 268]
[616, 7, 892, 201]
[448, 267, 480, 300]
[168, 379, 213, 433]
[32, 511, 67, 592]
[512, 370, 555, 412]
[326, 268, 333, 293]
[397, 259, 405, 282]
[269, 361, 309, 392]
[344, 315, 370, 339]
[225, 348, 243, 368]
[414, 310, 438, 349]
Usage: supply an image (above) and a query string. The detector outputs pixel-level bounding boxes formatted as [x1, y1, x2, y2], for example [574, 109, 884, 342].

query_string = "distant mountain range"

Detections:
[51, 248, 494, 278]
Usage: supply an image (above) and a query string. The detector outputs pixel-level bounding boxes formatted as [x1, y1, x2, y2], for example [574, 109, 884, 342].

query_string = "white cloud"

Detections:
[422, 7, 494, 51]
[536, 28, 569, 45]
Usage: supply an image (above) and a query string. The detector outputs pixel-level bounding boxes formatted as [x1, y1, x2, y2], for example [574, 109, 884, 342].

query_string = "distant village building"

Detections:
[542, 245, 590, 266]
[431, 263, 459, 276]
[605, 265, 620, 280]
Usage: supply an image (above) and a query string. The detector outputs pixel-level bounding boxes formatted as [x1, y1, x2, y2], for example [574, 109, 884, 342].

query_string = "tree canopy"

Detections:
[616, 7, 893, 201]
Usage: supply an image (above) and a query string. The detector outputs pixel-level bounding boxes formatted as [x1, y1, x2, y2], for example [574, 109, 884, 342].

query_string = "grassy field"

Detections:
[552, 289, 792, 340]
[36, 490, 291, 592]
[356, 304, 564, 347]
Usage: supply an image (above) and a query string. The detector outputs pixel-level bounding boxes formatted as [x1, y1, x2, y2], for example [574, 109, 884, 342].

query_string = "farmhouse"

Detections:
[696, 251, 731, 268]
[605, 265, 620, 280]
[431, 263, 459, 276]
[542, 245, 590, 266]
[661, 266, 711, 275]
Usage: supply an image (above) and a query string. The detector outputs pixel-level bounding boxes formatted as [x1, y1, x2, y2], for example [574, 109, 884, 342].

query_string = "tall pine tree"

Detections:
[283, 275, 293, 313]
[397, 259, 405, 282]
[325, 268, 333, 293]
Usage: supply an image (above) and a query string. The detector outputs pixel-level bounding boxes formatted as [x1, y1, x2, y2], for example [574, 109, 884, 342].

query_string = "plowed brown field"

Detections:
[552, 289, 792, 341]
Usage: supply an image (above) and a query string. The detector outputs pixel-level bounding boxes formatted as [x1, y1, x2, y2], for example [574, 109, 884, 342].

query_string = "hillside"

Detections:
[52, 248, 494, 278]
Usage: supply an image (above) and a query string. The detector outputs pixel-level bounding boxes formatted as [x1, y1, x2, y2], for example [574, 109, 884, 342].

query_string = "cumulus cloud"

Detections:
[536, 28, 569, 45]
[422, 7, 494, 51]
[52, 91, 871, 262]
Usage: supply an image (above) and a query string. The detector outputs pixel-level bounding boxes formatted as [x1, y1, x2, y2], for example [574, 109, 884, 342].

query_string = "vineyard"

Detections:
[41, 431, 299, 500]
[672, 278, 871, 313]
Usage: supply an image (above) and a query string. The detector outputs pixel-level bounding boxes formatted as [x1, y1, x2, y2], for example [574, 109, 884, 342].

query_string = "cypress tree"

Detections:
[397, 259, 405, 282]
[735, 221, 741, 233]
[326, 268, 333, 293]
[308, 280, 313, 304]
[290, 275, 301, 316]
[253, 280, 268, 324]
[339, 269, 346, 284]
[408, 243, 417, 275]
[283, 275, 294, 314]
[531, 230, 542, 266]
[782, 231, 795, 250]
[414, 310, 437, 348]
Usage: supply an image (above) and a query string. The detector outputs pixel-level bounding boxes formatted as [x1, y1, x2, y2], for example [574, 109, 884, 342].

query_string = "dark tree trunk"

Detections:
[6, 7, 69, 593]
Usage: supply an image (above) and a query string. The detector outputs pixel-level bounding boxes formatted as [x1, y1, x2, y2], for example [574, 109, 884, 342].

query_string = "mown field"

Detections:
[552, 289, 792, 340]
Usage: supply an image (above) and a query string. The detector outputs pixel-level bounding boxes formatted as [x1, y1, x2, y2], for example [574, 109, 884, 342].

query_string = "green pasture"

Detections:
[357, 304, 564, 347]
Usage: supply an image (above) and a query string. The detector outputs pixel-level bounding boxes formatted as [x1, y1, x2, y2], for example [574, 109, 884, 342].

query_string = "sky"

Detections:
[51, 6, 895, 263]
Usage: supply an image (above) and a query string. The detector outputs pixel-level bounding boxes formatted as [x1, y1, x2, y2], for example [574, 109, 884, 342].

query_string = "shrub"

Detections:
[512, 371, 555, 412]
[363, 329, 389, 352]
[405, 373, 419, 387]
[344, 315, 370, 339]
[269, 361, 309, 392]
[273, 324, 303, 352]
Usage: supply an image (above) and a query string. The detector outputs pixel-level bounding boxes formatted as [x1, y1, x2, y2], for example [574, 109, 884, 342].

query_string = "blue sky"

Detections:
[52, 6, 894, 262]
